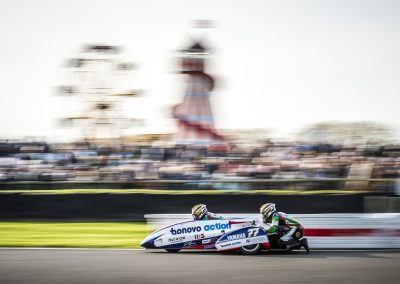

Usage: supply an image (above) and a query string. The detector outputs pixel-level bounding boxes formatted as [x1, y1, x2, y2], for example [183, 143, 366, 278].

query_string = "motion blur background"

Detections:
[0, 0, 400, 248]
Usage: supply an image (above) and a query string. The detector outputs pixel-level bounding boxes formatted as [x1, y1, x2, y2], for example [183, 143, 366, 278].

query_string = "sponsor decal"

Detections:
[203, 244, 215, 249]
[168, 236, 186, 243]
[194, 233, 205, 240]
[247, 228, 260, 238]
[232, 241, 241, 246]
[183, 241, 197, 247]
[220, 243, 231, 248]
[169, 223, 232, 235]
[204, 223, 231, 231]
[170, 226, 202, 235]
[249, 236, 268, 244]
[227, 233, 246, 241]
[202, 239, 212, 244]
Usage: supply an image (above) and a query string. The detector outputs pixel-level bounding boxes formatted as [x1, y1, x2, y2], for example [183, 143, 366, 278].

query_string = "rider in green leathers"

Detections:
[260, 203, 309, 252]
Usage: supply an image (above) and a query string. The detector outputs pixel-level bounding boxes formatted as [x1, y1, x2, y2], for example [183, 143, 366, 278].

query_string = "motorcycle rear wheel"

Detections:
[240, 244, 262, 255]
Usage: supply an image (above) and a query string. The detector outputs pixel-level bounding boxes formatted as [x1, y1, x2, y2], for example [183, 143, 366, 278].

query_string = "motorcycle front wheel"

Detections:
[165, 249, 181, 253]
[240, 244, 262, 255]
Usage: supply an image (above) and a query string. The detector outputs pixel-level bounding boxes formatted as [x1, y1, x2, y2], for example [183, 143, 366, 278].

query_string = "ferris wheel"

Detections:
[57, 44, 142, 141]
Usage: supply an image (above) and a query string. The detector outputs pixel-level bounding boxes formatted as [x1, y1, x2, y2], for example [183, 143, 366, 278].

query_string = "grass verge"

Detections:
[0, 222, 149, 248]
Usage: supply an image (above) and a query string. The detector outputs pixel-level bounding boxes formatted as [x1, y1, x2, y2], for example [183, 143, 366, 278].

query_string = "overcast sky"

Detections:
[0, 0, 399, 141]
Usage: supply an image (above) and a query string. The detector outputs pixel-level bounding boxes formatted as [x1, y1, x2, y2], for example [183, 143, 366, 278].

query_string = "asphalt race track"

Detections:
[1, 248, 400, 284]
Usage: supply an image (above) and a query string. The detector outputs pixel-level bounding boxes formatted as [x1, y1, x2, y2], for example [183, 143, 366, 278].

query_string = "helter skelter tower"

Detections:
[172, 39, 225, 145]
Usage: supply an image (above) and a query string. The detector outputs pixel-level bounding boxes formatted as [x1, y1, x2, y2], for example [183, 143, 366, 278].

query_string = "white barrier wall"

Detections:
[144, 213, 400, 249]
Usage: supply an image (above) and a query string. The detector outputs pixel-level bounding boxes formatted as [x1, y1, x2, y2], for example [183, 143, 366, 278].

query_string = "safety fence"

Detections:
[144, 213, 400, 249]
[0, 192, 367, 220]
[0, 178, 399, 194]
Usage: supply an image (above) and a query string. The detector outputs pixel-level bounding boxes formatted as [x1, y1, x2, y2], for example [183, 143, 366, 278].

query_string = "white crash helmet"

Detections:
[192, 204, 208, 220]
[260, 203, 276, 222]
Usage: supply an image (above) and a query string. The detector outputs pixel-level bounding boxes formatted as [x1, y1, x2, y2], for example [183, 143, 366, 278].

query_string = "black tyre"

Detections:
[293, 227, 304, 240]
[165, 249, 181, 253]
[240, 244, 262, 255]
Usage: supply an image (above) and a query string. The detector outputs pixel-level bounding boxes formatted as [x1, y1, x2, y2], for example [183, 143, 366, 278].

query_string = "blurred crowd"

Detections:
[0, 140, 399, 191]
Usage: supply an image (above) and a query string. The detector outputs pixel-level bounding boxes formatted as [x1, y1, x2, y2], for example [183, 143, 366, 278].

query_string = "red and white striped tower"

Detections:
[173, 41, 225, 145]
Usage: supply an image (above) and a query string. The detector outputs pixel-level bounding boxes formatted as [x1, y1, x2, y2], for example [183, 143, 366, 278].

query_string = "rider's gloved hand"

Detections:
[251, 217, 262, 227]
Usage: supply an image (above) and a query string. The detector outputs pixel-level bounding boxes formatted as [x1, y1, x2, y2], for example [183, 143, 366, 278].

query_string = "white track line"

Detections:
[307, 249, 400, 252]
[0, 247, 399, 252]
[0, 247, 144, 251]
